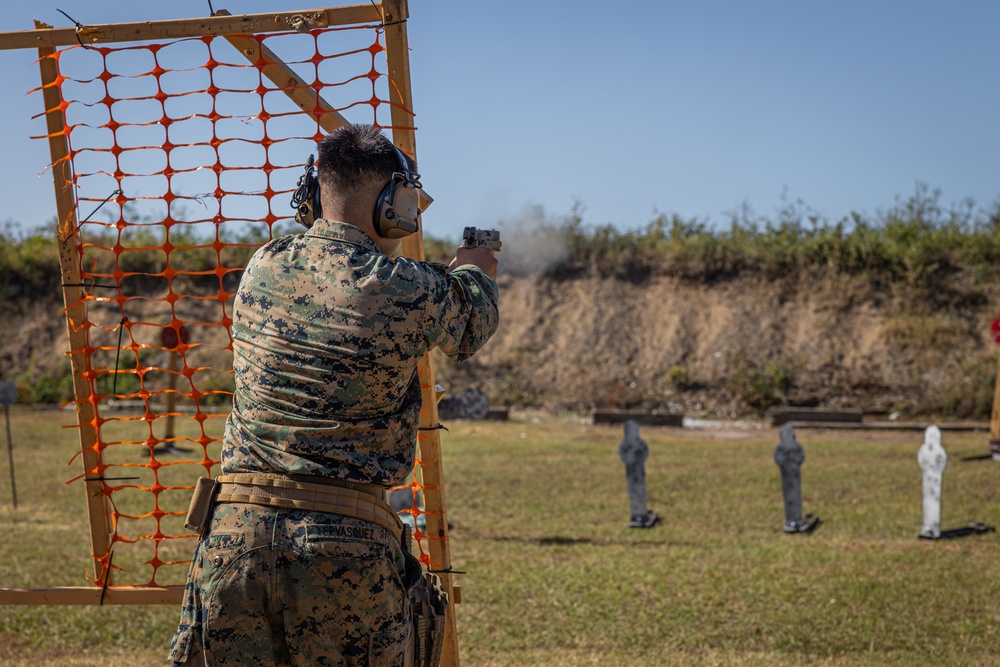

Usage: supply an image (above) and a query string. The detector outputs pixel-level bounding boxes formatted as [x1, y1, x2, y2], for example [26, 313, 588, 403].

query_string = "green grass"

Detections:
[1, 407, 999, 665]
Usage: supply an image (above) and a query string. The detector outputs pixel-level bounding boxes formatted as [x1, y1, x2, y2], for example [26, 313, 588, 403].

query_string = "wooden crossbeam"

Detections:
[217, 13, 352, 130]
[0, 586, 184, 605]
[0, 5, 383, 50]
[217, 9, 433, 212]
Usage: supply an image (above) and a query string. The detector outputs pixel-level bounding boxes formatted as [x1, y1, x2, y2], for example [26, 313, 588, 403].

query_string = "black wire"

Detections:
[55, 9, 79, 25]
[112, 316, 128, 396]
[207, 0, 215, 16]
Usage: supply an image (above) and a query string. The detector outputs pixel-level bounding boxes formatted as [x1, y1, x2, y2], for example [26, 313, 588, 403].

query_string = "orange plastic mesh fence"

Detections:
[32, 24, 438, 588]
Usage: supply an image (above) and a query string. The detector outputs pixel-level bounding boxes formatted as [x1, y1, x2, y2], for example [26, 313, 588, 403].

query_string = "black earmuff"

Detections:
[373, 146, 422, 239]
[290, 154, 322, 229]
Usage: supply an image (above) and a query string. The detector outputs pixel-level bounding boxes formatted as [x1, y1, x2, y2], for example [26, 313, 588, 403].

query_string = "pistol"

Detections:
[461, 226, 502, 252]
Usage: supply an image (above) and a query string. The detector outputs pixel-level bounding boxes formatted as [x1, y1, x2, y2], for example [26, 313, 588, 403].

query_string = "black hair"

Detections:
[316, 124, 401, 194]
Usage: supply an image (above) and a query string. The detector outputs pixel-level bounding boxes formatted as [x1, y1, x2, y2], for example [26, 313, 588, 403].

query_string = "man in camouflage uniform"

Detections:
[169, 124, 500, 666]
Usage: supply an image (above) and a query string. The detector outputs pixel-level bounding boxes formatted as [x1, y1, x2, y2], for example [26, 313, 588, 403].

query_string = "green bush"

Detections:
[724, 353, 791, 412]
[16, 361, 75, 405]
[93, 351, 144, 398]
[0, 223, 61, 309]
[665, 365, 692, 391]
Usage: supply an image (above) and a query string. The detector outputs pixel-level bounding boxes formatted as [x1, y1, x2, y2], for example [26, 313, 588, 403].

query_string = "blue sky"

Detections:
[0, 1, 997, 241]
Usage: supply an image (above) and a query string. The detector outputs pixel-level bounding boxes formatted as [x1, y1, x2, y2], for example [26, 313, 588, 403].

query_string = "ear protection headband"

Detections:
[373, 146, 422, 239]
[290, 154, 321, 229]
[290, 146, 423, 238]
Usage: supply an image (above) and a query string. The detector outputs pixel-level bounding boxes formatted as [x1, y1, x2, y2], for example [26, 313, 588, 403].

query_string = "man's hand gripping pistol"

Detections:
[461, 227, 502, 252]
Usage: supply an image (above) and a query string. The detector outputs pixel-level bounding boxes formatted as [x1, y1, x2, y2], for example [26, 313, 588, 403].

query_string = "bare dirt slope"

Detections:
[436, 273, 999, 417]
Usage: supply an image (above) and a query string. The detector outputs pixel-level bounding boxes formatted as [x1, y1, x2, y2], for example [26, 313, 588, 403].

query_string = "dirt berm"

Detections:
[436, 272, 999, 418]
[3, 272, 998, 419]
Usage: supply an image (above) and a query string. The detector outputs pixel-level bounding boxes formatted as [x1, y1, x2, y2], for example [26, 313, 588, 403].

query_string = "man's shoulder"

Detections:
[387, 256, 450, 283]
[248, 233, 300, 259]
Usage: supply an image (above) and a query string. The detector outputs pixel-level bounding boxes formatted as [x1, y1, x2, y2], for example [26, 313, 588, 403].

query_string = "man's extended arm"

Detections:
[448, 246, 498, 280]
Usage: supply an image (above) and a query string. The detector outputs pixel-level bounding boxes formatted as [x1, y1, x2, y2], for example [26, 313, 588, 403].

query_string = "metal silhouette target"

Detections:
[160, 324, 190, 350]
[456, 388, 490, 419]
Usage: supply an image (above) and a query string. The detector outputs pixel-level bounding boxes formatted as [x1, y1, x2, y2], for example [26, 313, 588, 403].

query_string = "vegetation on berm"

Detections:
[553, 184, 1000, 290]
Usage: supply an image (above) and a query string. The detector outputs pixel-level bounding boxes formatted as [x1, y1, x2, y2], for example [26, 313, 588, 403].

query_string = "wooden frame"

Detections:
[0, 4, 461, 664]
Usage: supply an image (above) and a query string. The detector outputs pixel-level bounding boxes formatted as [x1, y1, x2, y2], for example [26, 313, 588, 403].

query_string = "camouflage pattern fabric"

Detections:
[221, 219, 500, 487]
[171, 219, 498, 664]
[169, 503, 412, 666]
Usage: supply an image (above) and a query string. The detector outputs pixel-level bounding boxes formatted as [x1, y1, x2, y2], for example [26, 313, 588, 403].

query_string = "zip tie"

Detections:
[62, 277, 118, 291]
[418, 424, 449, 432]
[62, 189, 123, 246]
[73, 189, 122, 234]
[56, 9, 92, 50]
[99, 550, 114, 605]
[428, 566, 466, 575]
[112, 316, 128, 396]
[368, 0, 407, 28]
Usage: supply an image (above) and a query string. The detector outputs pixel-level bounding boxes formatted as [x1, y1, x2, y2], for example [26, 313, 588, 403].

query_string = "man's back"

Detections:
[221, 219, 500, 487]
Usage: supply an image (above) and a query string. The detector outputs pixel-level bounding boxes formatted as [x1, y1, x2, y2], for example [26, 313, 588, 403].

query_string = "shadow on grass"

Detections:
[920, 522, 995, 540]
[482, 534, 701, 548]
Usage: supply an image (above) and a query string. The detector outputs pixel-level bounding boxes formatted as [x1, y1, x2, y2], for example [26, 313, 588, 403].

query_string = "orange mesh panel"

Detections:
[31, 24, 434, 588]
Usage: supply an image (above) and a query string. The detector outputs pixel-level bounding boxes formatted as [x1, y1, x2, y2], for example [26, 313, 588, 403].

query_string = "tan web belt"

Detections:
[212, 473, 405, 543]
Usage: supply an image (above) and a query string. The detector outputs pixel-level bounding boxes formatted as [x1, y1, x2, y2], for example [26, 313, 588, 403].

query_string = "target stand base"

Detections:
[919, 521, 995, 540]
[628, 510, 660, 529]
[783, 514, 820, 534]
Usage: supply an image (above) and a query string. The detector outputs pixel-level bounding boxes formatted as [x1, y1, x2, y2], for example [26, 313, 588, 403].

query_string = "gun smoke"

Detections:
[492, 205, 571, 278]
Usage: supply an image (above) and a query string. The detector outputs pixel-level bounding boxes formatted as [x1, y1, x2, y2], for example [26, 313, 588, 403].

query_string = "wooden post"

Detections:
[165, 351, 179, 442]
[4, 403, 15, 510]
[36, 21, 115, 585]
[381, 2, 460, 665]
[990, 352, 1000, 444]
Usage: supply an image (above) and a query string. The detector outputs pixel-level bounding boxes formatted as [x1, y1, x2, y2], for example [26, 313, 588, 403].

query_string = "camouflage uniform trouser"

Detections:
[169, 502, 411, 666]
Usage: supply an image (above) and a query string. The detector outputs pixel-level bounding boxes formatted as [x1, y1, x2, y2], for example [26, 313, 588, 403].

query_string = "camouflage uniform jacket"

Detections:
[221, 219, 499, 487]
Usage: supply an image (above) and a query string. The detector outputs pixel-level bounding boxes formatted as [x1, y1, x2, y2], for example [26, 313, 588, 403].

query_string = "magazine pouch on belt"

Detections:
[184, 476, 220, 534]
[405, 569, 449, 667]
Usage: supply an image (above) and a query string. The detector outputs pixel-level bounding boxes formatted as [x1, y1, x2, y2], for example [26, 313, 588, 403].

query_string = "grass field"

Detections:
[1, 406, 999, 666]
